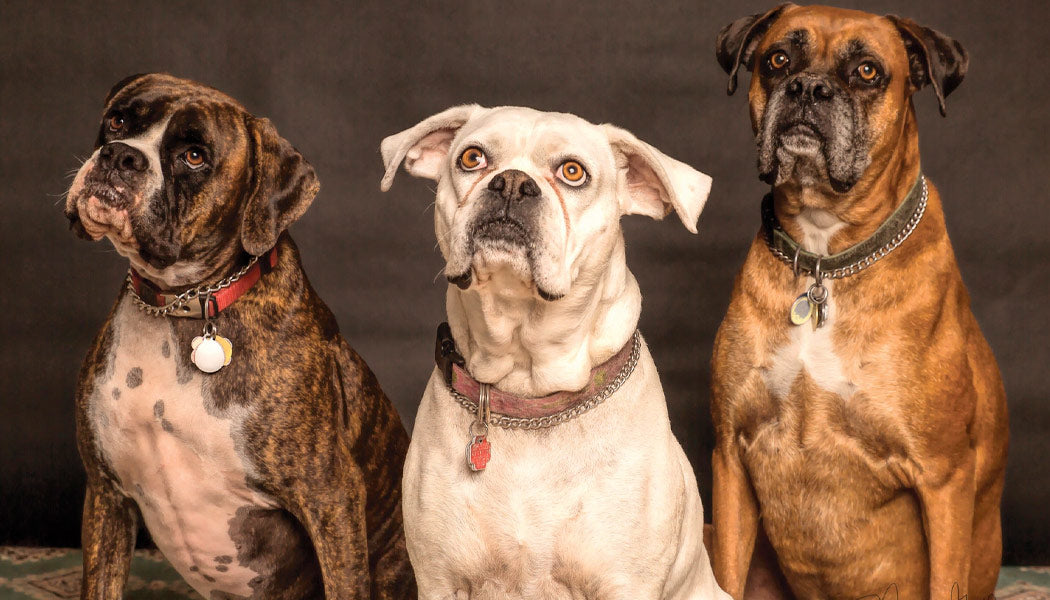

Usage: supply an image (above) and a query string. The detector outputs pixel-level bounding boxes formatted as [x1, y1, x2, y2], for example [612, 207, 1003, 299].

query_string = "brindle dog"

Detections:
[65, 73, 414, 600]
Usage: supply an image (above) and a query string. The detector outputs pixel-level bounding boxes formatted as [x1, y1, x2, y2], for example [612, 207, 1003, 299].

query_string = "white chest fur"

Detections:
[89, 300, 279, 598]
[762, 281, 854, 400]
[402, 343, 727, 600]
[761, 209, 854, 401]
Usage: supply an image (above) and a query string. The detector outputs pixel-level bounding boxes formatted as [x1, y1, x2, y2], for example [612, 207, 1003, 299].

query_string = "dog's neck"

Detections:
[446, 235, 639, 397]
[773, 108, 922, 256]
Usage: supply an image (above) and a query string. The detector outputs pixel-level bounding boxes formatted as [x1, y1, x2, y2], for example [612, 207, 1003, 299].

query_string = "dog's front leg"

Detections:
[916, 451, 977, 600]
[711, 441, 760, 600]
[286, 455, 372, 600]
[80, 477, 138, 600]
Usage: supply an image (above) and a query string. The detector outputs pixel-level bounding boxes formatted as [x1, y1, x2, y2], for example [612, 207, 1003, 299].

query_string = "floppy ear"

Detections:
[240, 116, 320, 256]
[603, 125, 712, 234]
[716, 4, 793, 95]
[380, 104, 480, 191]
[887, 15, 968, 117]
[104, 73, 149, 104]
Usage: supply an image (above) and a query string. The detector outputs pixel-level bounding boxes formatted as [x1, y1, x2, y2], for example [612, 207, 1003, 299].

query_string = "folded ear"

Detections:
[887, 15, 968, 117]
[603, 125, 712, 234]
[716, 4, 793, 95]
[104, 73, 149, 105]
[380, 104, 480, 191]
[240, 116, 320, 256]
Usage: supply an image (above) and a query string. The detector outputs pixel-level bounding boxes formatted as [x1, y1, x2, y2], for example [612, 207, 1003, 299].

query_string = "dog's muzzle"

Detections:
[86, 142, 151, 209]
[471, 169, 541, 248]
[759, 71, 866, 192]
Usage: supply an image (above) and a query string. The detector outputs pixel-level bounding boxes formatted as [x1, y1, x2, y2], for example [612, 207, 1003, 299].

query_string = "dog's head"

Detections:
[65, 73, 319, 287]
[716, 4, 967, 193]
[380, 105, 711, 301]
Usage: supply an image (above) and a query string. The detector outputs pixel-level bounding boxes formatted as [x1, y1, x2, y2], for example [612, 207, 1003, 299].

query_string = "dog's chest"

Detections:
[405, 368, 691, 597]
[732, 285, 921, 556]
[89, 301, 279, 597]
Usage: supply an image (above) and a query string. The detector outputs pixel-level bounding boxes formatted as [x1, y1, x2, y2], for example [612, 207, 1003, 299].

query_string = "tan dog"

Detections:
[709, 6, 1008, 600]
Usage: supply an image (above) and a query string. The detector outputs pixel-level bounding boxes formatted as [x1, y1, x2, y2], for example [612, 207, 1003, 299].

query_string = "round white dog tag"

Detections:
[190, 334, 233, 373]
[192, 337, 225, 373]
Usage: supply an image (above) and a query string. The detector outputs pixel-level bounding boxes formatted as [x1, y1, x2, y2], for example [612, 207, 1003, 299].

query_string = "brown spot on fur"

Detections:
[126, 367, 142, 388]
[162, 340, 171, 358]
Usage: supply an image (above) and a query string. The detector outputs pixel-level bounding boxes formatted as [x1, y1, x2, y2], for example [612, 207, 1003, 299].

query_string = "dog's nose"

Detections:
[785, 74, 835, 101]
[98, 142, 149, 173]
[488, 170, 541, 202]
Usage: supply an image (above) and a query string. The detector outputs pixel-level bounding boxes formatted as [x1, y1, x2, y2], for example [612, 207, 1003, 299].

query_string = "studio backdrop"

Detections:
[1, 0, 1047, 562]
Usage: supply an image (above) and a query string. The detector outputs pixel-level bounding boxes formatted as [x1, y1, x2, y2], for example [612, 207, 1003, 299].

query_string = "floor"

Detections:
[0, 546, 1048, 599]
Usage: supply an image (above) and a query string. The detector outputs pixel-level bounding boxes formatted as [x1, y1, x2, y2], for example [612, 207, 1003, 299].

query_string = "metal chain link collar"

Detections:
[126, 255, 260, 317]
[762, 175, 928, 279]
[446, 330, 642, 431]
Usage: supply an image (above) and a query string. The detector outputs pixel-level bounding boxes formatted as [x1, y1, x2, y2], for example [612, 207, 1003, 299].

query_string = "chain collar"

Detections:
[762, 174, 928, 279]
[125, 248, 278, 319]
[436, 323, 642, 431]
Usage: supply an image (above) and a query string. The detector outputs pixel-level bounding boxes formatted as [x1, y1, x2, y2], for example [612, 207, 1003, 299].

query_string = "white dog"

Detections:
[381, 105, 728, 600]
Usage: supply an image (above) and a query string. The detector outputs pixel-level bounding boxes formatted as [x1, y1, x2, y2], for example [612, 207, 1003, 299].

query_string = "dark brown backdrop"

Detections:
[1, 0, 1047, 562]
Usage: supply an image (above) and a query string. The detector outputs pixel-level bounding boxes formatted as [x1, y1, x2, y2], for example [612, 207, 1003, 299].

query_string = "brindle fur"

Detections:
[711, 7, 1007, 600]
[71, 74, 415, 599]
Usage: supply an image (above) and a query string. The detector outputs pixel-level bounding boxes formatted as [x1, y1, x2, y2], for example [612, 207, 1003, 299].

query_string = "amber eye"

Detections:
[458, 146, 487, 171]
[857, 62, 879, 82]
[182, 148, 206, 169]
[769, 51, 790, 70]
[556, 160, 587, 186]
[107, 115, 125, 132]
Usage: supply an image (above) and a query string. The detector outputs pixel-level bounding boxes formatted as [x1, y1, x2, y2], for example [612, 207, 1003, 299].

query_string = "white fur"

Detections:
[762, 209, 853, 400]
[382, 107, 726, 599]
[90, 300, 278, 598]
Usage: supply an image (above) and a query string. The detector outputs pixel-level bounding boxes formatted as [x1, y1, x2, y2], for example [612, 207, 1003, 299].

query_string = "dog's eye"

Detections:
[856, 62, 880, 82]
[768, 51, 790, 70]
[107, 115, 125, 132]
[181, 148, 207, 169]
[458, 147, 487, 171]
[556, 160, 587, 187]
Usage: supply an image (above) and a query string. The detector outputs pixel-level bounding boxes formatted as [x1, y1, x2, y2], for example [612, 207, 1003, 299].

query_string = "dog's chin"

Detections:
[68, 193, 140, 248]
[760, 131, 856, 194]
[446, 234, 565, 302]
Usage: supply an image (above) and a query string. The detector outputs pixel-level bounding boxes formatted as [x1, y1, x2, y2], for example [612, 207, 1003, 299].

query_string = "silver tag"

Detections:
[790, 293, 813, 325]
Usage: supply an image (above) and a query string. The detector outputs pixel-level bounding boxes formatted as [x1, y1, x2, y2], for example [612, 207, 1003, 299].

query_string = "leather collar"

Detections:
[128, 247, 278, 319]
[761, 173, 926, 277]
[435, 322, 640, 422]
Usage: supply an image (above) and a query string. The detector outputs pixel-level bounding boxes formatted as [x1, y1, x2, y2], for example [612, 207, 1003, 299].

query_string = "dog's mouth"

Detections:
[775, 119, 827, 153]
[472, 216, 531, 248]
[66, 169, 143, 245]
[446, 215, 563, 301]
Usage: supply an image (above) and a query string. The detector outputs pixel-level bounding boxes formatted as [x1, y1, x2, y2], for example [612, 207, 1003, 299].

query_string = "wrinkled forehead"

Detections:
[459, 107, 611, 162]
[760, 6, 907, 66]
[101, 75, 249, 145]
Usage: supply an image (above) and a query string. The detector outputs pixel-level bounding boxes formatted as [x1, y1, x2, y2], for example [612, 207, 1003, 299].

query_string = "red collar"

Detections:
[435, 322, 640, 422]
[128, 247, 278, 319]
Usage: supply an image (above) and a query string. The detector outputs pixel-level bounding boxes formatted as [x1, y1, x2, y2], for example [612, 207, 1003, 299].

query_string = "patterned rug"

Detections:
[0, 546, 1047, 599]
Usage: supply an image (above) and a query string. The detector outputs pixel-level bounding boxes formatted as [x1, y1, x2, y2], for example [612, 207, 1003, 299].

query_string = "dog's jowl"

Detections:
[710, 6, 1008, 600]
[382, 105, 730, 599]
[66, 73, 415, 600]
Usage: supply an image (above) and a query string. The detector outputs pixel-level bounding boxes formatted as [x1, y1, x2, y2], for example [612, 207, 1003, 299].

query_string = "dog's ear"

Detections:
[887, 16, 968, 117]
[240, 116, 320, 256]
[603, 125, 712, 234]
[716, 4, 793, 95]
[104, 73, 149, 105]
[380, 104, 480, 191]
